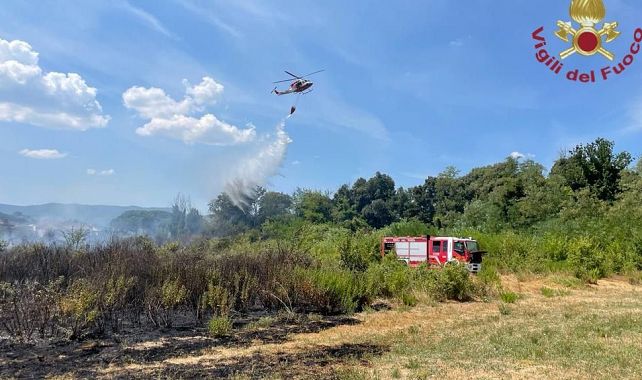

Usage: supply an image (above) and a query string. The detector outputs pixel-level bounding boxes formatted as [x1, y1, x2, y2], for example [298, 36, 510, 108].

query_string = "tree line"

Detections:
[208, 138, 639, 236]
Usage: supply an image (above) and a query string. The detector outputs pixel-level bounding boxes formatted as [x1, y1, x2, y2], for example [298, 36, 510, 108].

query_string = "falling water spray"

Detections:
[223, 116, 293, 209]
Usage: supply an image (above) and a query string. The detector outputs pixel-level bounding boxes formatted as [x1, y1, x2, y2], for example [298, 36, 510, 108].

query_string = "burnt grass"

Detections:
[1, 313, 388, 379]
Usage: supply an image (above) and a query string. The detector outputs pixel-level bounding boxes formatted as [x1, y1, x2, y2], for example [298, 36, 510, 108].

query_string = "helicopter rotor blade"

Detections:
[284, 70, 301, 79]
[273, 78, 294, 84]
[300, 69, 325, 78]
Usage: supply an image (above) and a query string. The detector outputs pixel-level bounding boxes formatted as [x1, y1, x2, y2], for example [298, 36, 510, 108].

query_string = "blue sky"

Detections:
[0, 0, 641, 210]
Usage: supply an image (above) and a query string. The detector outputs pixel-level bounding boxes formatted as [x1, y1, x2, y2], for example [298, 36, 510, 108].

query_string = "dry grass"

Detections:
[343, 276, 642, 380]
[2, 276, 640, 379]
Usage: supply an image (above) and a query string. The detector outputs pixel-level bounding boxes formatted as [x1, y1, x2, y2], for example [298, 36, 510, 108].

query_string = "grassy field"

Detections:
[343, 276, 642, 379]
[2, 275, 641, 379]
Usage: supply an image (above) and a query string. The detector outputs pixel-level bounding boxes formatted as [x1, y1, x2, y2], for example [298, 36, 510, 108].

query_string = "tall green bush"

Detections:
[567, 237, 605, 283]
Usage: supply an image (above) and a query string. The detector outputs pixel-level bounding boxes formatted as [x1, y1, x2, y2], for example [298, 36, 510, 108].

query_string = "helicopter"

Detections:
[271, 70, 324, 96]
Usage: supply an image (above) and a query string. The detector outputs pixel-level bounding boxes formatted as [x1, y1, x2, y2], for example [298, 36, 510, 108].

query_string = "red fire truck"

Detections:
[380, 236, 485, 273]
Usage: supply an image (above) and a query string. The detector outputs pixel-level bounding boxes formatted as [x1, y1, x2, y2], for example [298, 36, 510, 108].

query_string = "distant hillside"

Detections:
[0, 211, 33, 225]
[0, 203, 170, 227]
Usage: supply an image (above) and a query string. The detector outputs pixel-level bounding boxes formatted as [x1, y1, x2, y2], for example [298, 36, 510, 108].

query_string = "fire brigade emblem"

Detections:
[555, 0, 620, 60]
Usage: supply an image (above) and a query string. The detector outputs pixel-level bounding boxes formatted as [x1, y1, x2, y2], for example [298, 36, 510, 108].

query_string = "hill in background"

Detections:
[0, 203, 172, 244]
[0, 203, 170, 228]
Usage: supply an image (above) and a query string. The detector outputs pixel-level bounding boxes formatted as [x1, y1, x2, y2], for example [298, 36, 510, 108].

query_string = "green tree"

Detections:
[257, 191, 293, 224]
[351, 178, 370, 212]
[332, 184, 357, 223]
[433, 166, 468, 227]
[459, 158, 568, 229]
[62, 226, 89, 251]
[208, 193, 252, 236]
[362, 199, 394, 228]
[390, 187, 411, 220]
[405, 178, 437, 224]
[110, 210, 172, 236]
[169, 194, 204, 241]
[351, 172, 397, 228]
[185, 208, 204, 235]
[551, 138, 632, 202]
[365, 172, 395, 202]
[294, 189, 333, 223]
[515, 173, 571, 228]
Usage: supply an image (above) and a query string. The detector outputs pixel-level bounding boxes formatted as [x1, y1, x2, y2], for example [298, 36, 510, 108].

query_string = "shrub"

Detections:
[477, 265, 501, 286]
[100, 275, 135, 332]
[200, 282, 231, 317]
[60, 279, 99, 339]
[400, 292, 418, 307]
[540, 234, 569, 262]
[567, 237, 606, 282]
[429, 263, 475, 302]
[232, 271, 257, 311]
[245, 316, 276, 330]
[634, 237, 642, 271]
[145, 278, 188, 328]
[540, 287, 571, 298]
[304, 268, 366, 314]
[551, 275, 584, 289]
[474, 265, 502, 299]
[339, 237, 370, 272]
[626, 271, 642, 286]
[363, 258, 410, 299]
[500, 291, 519, 304]
[476, 231, 536, 272]
[498, 303, 512, 316]
[203, 249, 311, 312]
[0, 278, 64, 341]
[208, 316, 232, 337]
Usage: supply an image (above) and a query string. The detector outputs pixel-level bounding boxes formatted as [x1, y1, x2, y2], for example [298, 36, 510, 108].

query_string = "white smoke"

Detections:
[224, 116, 292, 208]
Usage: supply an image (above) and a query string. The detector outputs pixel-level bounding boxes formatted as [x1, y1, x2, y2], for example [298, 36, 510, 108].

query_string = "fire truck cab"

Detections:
[381, 236, 484, 273]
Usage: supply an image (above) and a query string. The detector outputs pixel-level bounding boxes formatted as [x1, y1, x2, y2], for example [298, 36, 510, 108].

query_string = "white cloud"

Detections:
[87, 168, 115, 176]
[449, 39, 464, 47]
[19, 148, 67, 159]
[123, 86, 192, 119]
[184, 77, 224, 105]
[292, 160, 301, 166]
[509, 151, 535, 160]
[0, 37, 109, 130]
[123, 77, 255, 145]
[509, 151, 525, 159]
[449, 35, 471, 48]
[175, 1, 242, 39]
[136, 114, 255, 145]
[117, 1, 175, 39]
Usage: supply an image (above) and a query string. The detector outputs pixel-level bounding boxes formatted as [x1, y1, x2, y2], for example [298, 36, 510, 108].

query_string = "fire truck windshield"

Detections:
[465, 241, 479, 252]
